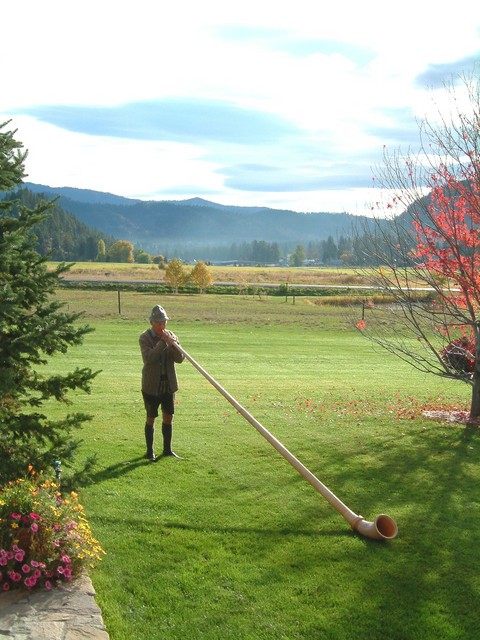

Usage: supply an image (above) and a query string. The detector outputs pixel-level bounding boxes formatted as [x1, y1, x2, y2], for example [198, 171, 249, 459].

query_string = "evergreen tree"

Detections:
[322, 235, 338, 264]
[0, 122, 98, 484]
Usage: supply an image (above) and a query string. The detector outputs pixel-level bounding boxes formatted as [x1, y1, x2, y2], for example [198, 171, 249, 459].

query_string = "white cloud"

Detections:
[13, 116, 223, 196]
[2, 0, 480, 214]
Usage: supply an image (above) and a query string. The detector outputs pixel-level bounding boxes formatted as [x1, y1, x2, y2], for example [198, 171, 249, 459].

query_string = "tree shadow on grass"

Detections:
[83, 456, 147, 486]
[84, 451, 200, 487]
[161, 520, 350, 539]
[329, 419, 480, 639]
[89, 510, 350, 538]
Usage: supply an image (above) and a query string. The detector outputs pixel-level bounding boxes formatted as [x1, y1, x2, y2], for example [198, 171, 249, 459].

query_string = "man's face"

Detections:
[151, 321, 166, 336]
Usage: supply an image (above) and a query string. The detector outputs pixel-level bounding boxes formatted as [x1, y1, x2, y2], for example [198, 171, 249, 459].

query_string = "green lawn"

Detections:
[46, 291, 479, 639]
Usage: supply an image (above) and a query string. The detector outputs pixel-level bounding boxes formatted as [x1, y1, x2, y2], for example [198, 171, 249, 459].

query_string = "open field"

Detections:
[51, 261, 375, 286]
[44, 290, 479, 640]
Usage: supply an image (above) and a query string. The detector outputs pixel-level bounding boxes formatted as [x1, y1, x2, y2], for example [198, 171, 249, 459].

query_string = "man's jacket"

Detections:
[139, 328, 184, 395]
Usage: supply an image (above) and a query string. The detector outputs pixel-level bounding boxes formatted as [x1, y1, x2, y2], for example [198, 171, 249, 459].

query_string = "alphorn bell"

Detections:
[173, 342, 398, 541]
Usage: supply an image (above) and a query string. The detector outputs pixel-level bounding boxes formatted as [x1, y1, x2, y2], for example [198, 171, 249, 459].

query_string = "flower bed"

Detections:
[0, 468, 104, 592]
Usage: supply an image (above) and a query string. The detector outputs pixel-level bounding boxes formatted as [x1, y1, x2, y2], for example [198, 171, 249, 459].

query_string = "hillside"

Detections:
[24, 182, 370, 255]
[5, 188, 114, 261]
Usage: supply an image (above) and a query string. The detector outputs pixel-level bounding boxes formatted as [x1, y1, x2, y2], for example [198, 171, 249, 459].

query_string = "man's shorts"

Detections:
[142, 391, 175, 418]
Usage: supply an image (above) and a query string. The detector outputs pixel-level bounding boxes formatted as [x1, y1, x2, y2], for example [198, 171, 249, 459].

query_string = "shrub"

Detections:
[0, 468, 104, 591]
[441, 336, 475, 374]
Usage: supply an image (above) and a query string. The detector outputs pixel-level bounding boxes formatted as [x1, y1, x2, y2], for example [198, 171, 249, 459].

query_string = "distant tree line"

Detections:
[158, 235, 360, 265]
[178, 234, 394, 266]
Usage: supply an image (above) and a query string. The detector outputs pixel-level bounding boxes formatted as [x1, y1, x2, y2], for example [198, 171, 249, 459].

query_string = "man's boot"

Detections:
[162, 423, 181, 458]
[145, 424, 156, 462]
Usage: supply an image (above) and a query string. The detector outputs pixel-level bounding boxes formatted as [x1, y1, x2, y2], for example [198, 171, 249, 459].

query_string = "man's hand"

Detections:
[162, 330, 177, 347]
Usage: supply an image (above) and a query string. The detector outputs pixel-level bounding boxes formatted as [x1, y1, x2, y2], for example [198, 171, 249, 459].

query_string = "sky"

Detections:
[2, 0, 480, 215]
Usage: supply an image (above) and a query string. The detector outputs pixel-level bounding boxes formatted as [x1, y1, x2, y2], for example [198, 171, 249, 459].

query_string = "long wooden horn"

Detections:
[174, 342, 398, 541]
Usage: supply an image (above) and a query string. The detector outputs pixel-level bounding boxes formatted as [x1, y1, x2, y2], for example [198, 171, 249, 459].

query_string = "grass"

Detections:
[43, 290, 479, 639]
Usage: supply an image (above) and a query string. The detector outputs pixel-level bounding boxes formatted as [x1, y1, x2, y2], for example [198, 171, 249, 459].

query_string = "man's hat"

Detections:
[149, 305, 169, 322]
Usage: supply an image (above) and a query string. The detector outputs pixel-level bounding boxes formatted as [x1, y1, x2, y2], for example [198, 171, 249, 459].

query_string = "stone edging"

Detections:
[0, 571, 109, 639]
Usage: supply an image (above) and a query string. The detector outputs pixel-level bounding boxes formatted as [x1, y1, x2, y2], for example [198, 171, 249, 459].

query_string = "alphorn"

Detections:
[173, 342, 398, 541]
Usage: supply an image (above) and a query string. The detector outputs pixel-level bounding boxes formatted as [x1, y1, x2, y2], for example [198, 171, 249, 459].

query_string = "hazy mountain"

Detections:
[24, 183, 141, 206]
[24, 182, 371, 254]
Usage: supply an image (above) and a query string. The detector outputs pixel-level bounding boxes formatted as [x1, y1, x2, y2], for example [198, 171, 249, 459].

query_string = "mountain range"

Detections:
[23, 182, 371, 255]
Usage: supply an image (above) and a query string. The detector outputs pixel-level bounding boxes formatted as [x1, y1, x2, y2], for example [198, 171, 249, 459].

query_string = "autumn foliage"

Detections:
[413, 166, 480, 312]
[355, 73, 480, 418]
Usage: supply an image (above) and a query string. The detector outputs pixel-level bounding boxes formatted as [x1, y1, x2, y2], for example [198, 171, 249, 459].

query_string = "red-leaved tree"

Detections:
[354, 71, 480, 419]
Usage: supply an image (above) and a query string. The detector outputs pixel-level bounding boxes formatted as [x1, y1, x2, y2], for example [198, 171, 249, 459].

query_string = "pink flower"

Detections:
[30, 523, 39, 533]
[24, 576, 37, 589]
[29, 513, 41, 521]
[11, 513, 21, 520]
[61, 554, 71, 564]
[44, 581, 52, 590]
[15, 551, 25, 562]
[0, 557, 7, 566]
[22, 564, 31, 574]
[8, 571, 22, 583]
[3, 582, 10, 591]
